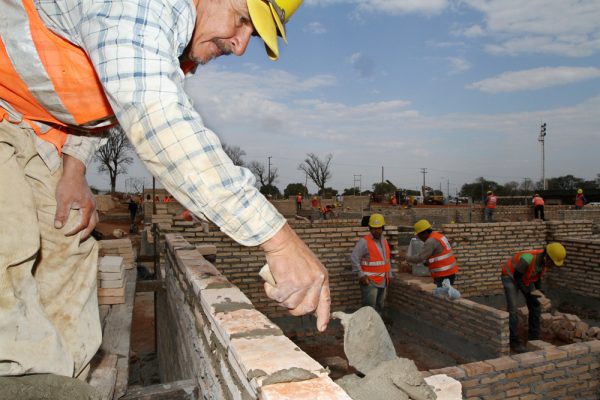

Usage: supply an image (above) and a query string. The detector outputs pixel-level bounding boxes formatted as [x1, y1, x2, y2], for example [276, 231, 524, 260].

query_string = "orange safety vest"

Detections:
[296, 195, 302, 203]
[360, 234, 391, 285]
[501, 249, 545, 286]
[0, 0, 117, 153]
[533, 196, 545, 207]
[575, 194, 585, 207]
[426, 231, 459, 278]
[486, 195, 498, 209]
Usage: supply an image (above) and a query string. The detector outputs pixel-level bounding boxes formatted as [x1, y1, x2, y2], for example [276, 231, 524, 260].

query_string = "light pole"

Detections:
[538, 123, 547, 190]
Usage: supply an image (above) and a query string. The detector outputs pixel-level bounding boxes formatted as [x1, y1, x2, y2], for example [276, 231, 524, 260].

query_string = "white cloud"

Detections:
[304, 21, 327, 35]
[453, 24, 485, 38]
[305, 0, 449, 16]
[347, 52, 375, 78]
[467, 66, 600, 93]
[447, 57, 471, 75]
[459, 0, 600, 57]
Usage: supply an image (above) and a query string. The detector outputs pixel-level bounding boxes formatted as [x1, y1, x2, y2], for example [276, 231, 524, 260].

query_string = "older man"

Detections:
[0, 0, 329, 380]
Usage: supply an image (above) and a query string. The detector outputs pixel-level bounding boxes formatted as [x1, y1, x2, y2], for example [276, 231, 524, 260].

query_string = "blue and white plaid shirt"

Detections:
[35, 0, 285, 246]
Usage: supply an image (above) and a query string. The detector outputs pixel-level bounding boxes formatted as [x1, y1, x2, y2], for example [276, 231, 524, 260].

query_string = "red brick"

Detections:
[560, 343, 590, 357]
[462, 361, 495, 377]
[486, 356, 519, 371]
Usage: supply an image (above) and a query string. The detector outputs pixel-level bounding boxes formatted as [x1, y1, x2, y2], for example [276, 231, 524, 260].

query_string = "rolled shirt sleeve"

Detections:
[74, 0, 285, 246]
[406, 238, 438, 264]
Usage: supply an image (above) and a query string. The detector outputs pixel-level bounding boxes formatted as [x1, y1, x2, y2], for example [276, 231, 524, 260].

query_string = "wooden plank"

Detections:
[97, 268, 137, 400]
[120, 380, 199, 400]
[136, 280, 165, 293]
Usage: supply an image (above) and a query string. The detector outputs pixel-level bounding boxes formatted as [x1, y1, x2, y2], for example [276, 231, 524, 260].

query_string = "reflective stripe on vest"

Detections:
[426, 231, 458, 278]
[360, 234, 390, 285]
[501, 249, 545, 286]
[575, 194, 585, 207]
[0, 0, 115, 151]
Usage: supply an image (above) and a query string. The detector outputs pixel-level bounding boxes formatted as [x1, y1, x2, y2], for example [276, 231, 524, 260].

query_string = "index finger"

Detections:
[315, 281, 331, 332]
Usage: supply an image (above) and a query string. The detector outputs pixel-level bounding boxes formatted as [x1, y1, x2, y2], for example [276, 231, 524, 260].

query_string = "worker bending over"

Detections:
[0, 0, 330, 381]
[501, 242, 566, 353]
[406, 219, 459, 287]
[351, 214, 391, 314]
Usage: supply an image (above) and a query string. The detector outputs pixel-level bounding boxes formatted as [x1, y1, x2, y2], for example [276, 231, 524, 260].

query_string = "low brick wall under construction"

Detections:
[388, 273, 510, 360]
[427, 340, 600, 399]
[156, 234, 350, 399]
[440, 220, 593, 297]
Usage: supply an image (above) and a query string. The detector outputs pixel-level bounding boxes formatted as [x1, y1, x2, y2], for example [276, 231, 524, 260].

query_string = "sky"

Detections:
[87, 0, 600, 196]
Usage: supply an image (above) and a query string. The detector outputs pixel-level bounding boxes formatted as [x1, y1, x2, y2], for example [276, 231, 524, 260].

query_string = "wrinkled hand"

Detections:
[261, 223, 331, 332]
[54, 154, 98, 240]
[359, 276, 370, 286]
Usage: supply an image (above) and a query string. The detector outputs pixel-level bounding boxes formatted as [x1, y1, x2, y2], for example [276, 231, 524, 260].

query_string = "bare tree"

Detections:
[248, 161, 278, 187]
[222, 143, 246, 166]
[95, 126, 134, 192]
[298, 153, 332, 195]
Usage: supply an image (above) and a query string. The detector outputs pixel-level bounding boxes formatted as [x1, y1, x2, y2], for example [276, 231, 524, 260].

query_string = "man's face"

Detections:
[189, 0, 255, 65]
[370, 227, 383, 240]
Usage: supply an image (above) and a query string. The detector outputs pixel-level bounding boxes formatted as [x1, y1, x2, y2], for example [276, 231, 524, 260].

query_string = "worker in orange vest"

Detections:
[575, 189, 587, 209]
[406, 219, 459, 287]
[351, 214, 391, 314]
[484, 190, 498, 222]
[501, 243, 566, 353]
[0, 0, 331, 381]
[532, 194, 545, 220]
[296, 193, 303, 211]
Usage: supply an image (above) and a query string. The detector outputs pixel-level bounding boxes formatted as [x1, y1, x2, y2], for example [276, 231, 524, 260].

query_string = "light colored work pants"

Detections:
[0, 120, 101, 377]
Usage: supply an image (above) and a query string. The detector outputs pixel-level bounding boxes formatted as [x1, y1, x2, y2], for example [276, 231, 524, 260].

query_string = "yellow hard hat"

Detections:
[546, 242, 566, 267]
[487, 190, 492, 195]
[577, 188, 583, 194]
[368, 213, 385, 228]
[414, 219, 432, 234]
[247, 0, 303, 60]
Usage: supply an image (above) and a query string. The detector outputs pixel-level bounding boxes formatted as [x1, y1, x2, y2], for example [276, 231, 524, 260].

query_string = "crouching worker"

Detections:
[406, 219, 459, 288]
[351, 214, 391, 314]
[501, 242, 566, 353]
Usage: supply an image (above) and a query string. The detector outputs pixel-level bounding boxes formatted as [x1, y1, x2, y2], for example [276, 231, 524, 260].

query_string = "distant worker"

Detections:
[390, 195, 398, 206]
[532, 194, 545, 220]
[484, 190, 498, 222]
[575, 189, 587, 210]
[351, 214, 391, 314]
[128, 197, 139, 225]
[311, 196, 320, 209]
[501, 243, 566, 353]
[296, 193, 303, 211]
[406, 219, 459, 287]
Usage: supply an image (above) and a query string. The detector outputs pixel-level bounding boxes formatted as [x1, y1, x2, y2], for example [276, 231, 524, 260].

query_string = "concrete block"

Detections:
[424, 374, 462, 400]
[98, 256, 123, 273]
[260, 376, 351, 400]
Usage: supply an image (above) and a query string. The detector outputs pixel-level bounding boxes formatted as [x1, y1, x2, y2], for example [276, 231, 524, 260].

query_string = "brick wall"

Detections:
[156, 234, 351, 399]
[427, 340, 600, 399]
[545, 237, 600, 300]
[175, 222, 398, 319]
[439, 220, 593, 297]
[388, 273, 510, 360]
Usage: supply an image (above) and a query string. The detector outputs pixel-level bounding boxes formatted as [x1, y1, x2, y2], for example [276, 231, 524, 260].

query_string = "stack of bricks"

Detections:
[558, 208, 600, 224]
[97, 256, 126, 305]
[538, 311, 600, 343]
[151, 203, 173, 231]
[426, 340, 600, 399]
[99, 238, 136, 269]
[545, 237, 600, 299]
[387, 273, 510, 359]
[157, 234, 351, 400]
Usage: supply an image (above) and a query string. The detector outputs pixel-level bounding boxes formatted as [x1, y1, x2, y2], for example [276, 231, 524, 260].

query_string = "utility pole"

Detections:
[353, 174, 362, 194]
[267, 156, 272, 186]
[420, 168, 427, 188]
[381, 166, 384, 184]
[538, 123, 547, 190]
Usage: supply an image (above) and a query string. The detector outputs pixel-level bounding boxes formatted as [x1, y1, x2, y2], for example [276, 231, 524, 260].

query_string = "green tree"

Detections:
[459, 177, 500, 201]
[284, 183, 307, 198]
[546, 175, 585, 191]
[372, 181, 396, 195]
[260, 184, 281, 198]
[343, 187, 361, 195]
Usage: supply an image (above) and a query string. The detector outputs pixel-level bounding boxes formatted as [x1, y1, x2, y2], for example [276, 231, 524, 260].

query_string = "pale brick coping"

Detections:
[394, 273, 509, 320]
[164, 233, 352, 399]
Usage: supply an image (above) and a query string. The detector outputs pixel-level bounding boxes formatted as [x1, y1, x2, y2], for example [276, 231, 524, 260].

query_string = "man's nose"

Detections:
[230, 26, 253, 56]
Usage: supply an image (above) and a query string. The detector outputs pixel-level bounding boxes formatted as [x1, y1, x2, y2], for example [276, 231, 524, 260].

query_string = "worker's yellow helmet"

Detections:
[577, 188, 583, 194]
[247, 0, 303, 61]
[368, 213, 385, 228]
[546, 242, 566, 267]
[414, 219, 432, 234]
[487, 190, 492, 195]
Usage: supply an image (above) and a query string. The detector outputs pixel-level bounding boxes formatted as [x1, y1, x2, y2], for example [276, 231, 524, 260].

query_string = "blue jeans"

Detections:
[484, 208, 495, 222]
[501, 276, 541, 345]
[360, 281, 387, 314]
